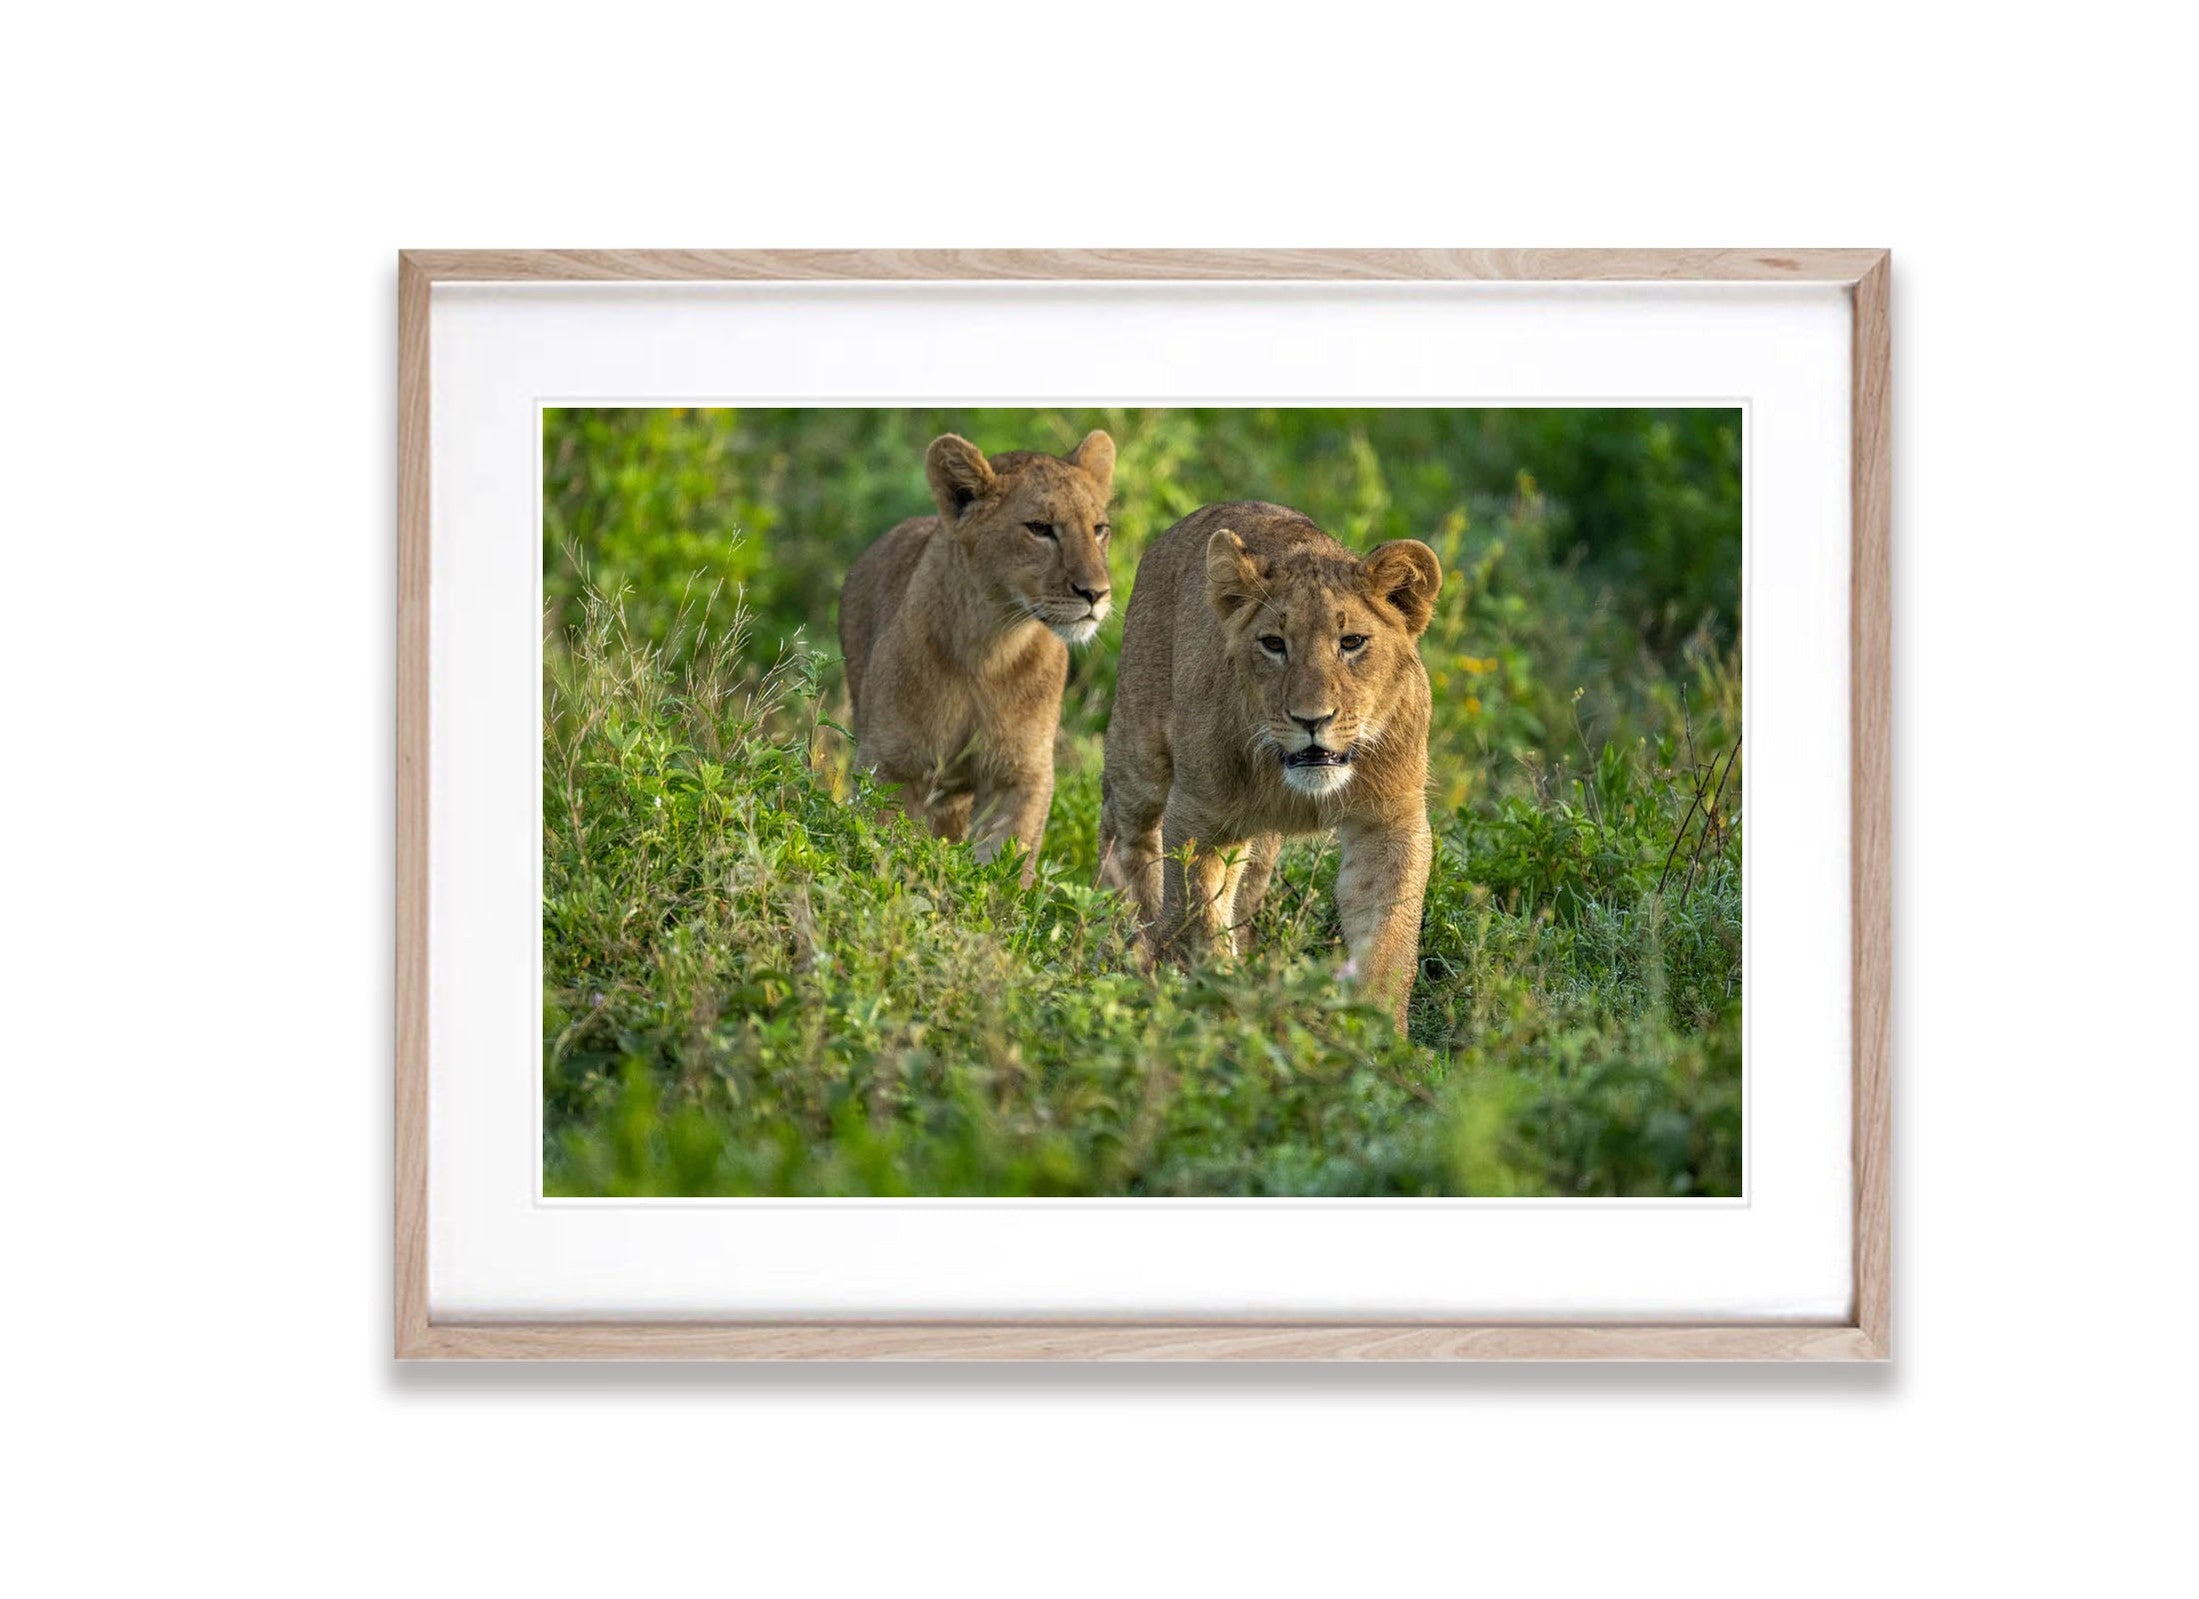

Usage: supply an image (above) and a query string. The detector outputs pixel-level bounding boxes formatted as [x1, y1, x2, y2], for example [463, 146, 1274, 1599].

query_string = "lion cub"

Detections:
[838, 431, 1115, 885]
[1098, 502, 1443, 1028]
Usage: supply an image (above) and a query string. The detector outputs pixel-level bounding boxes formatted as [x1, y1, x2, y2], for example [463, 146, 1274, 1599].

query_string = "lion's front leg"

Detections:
[1334, 812, 1433, 1031]
[1155, 798, 1243, 965]
[860, 749, 968, 845]
[928, 791, 973, 843]
[970, 764, 1054, 887]
[1098, 772, 1168, 956]
[1228, 832, 1282, 956]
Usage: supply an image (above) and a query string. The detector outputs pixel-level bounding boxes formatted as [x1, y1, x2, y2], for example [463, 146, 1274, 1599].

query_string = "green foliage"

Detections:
[544, 407, 1743, 1196]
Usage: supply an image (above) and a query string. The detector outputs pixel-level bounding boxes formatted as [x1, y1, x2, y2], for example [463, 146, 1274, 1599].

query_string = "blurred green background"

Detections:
[543, 407, 1743, 1196]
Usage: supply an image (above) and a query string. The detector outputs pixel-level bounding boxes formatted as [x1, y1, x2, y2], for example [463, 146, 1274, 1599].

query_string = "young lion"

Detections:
[1098, 502, 1443, 1029]
[838, 430, 1115, 885]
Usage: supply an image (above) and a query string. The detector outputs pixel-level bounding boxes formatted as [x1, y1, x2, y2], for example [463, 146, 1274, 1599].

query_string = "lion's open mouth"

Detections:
[1281, 746, 1354, 770]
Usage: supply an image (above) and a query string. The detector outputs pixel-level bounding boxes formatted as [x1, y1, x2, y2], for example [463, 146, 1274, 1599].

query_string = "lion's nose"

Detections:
[1289, 709, 1337, 736]
[1072, 583, 1109, 608]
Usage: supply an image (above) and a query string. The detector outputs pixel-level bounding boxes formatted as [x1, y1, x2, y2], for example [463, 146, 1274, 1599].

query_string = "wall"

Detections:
[8, 2, 2190, 1592]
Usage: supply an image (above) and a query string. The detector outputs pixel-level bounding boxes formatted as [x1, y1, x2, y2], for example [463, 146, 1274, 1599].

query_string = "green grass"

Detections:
[543, 407, 1742, 1196]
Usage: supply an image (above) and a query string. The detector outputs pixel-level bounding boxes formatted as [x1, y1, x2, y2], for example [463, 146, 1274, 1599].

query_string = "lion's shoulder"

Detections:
[837, 515, 941, 710]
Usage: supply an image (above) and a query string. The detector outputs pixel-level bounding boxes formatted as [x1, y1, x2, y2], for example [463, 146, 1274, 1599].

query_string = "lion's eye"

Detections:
[1257, 634, 1287, 657]
[1024, 521, 1057, 540]
[1339, 634, 1369, 653]
[1094, 523, 1110, 541]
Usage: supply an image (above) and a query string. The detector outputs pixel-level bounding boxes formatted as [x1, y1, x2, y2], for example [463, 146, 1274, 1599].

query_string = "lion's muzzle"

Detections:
[1279, 741, 1357, 796]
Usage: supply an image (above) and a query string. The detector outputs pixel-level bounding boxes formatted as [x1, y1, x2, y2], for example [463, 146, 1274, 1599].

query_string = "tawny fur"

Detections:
[1097, 502, 1442, 1029]
[838, 430, 1116, 886]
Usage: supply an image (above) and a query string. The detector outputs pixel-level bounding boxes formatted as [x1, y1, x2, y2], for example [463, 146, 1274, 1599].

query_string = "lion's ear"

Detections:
[1067, 429, 1115, 497]
[1362, 540, 1442, 635]
[1206, 528, 1263, 618]
[925, 434, 995, 521]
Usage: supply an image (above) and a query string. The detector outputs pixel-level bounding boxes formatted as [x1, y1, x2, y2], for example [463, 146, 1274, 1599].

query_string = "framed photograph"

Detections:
[397, 249, 1889, 1359]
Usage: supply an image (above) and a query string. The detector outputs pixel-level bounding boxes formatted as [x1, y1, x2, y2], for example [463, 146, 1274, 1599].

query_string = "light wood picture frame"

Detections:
[397, 248, 1890, 1360]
